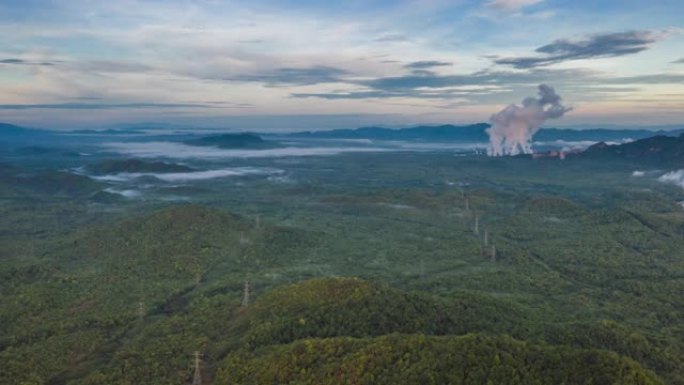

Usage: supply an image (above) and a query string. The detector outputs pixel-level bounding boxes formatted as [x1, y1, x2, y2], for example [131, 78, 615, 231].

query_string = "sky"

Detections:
[0, 0, 683, 131]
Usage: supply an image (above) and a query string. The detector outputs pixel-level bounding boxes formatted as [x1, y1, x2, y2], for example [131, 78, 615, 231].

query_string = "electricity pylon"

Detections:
[241, 280, 250, 308]
[191, 351, 203, 385]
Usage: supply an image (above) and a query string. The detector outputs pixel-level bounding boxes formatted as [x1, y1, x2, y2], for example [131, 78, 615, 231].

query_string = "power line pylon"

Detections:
[191, 351, 203, 385]
[241, 280, 250, 309]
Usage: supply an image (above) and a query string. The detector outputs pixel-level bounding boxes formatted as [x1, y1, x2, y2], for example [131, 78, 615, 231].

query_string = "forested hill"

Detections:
[184, 133, 280, 149]
[580, 133, 684, 165]
[0, 122, 58, 143]
[217, 278, 663, 385]
[1, 121, 682, 144]
[287, 123, 491, 141]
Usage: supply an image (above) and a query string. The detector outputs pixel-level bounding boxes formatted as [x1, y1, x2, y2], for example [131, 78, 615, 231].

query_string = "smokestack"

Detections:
[487, 84, 572, 156]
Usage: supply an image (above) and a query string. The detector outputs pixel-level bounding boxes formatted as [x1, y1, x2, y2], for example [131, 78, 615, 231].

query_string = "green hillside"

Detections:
[218, 333, 662, 385]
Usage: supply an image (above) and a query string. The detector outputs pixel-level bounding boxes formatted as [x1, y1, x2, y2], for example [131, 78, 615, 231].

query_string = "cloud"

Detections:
[290, 66, 676, 103]
[494, 30, 666, 68]
[0, 102, 227, 110]
[291, 68, 591, 100]
[659, 170, 684, 189]
[292, 91, 398, 100]
[103, 188, 142, 198]
[404, 60, 452, 69]
[375, 34, 409, 42]
[226, 66, 348, 86]
[673, 58, 684, 64]
[358, 69, 555, 92]
[486, 0, 544, 11]
[2, 58, 157, 75]
[76, 60, 153, 73]
[605, 73, 684, 84]
[0, 58, 55, 66]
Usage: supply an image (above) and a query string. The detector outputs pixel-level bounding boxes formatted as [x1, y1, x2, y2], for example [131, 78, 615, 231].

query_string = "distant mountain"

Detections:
[535, 128, 684, 142]
[185, 133, 280, 149]
[287, 123, 490, 141]
[0, 167, 103, 197]
[0, 122, 59, 145]
[11, 145, 82, 157]
[580, 133, 684, 165]
[0, 122, 29, 134]
[106, 122, 194, 130]
[0, 122, 53, 135]
[286, 123, 683, 143]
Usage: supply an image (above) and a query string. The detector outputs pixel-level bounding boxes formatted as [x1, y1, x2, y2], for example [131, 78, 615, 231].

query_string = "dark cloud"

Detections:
[289, 68, 623, 102]
[277, 62, 679, 103]
[404, 60, 452, 69]
[0, 59, 25, 64]
[292, 91, 401, 100]
[0, 102, 226, 110]
[358, 69, 552, 91]
[410, 69, 437, 76]
[228, 66, 348, 86]
[292, 90, 472, 100]
[673, 58, 684, 64]
[0, 58, 55, 66]
[494, 30, 664, 69]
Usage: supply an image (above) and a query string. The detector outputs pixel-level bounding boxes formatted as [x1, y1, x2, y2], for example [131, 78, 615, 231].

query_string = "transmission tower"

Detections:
[241, 280, 250, 308]
[137, 300, 145, 321]
[191, 351, 203, 385]
[239, 231, 249, 245]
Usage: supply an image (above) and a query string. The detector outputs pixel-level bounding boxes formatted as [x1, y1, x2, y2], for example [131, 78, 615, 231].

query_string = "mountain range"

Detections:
[578, 133, 684, 166]
[284, 123, 684, 142]
[2, 121, 684, 146]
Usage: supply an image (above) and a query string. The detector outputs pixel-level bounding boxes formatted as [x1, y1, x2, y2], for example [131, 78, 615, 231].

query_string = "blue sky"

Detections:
[0, 0, 683, 130]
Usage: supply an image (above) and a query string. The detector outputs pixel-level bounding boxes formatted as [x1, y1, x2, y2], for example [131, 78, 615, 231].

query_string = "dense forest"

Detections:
[2, 136, 684, 384]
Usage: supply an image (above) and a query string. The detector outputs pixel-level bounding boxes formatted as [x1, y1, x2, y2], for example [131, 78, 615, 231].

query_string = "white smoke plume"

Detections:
[487, 84, 572, 156]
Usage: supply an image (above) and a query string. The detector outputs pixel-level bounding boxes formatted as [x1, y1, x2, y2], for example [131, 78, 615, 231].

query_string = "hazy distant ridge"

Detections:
[286, 123, 684, 142]
[2, 121, 683, 143]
